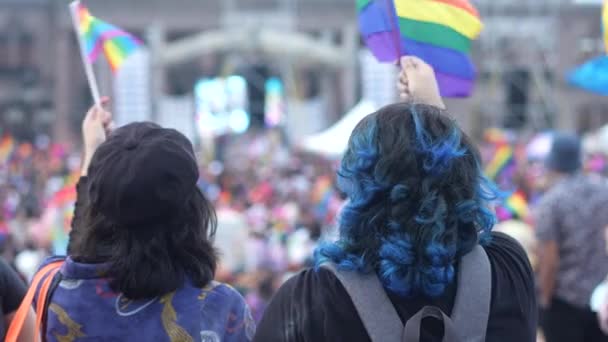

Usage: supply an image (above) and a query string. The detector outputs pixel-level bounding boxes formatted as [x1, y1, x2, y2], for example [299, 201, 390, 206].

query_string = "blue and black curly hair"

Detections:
[315, 103, 501, 298]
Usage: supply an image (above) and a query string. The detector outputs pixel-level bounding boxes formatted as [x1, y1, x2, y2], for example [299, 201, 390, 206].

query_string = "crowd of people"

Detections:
[197, 130, 344, 320]
[1, 57, 608, 341]
[0, 134, 81, 278]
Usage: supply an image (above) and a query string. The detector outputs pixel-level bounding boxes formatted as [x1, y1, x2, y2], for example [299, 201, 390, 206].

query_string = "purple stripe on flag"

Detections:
[87, 41, 104, 62]
[364, 33, 476, 80]
[385, 0, 402, 64]
[401, 37, 475, 80]
[364, 31, 401, 62]
[436, 71, 474, 97]
[364, 32, 475, 97]
[85, 29, 141, 63]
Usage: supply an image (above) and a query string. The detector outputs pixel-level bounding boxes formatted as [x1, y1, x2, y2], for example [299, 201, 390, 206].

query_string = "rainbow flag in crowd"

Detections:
[48, 169, 81, 208]
[357, 0, 483, 97]
[312, 176, 333, 204]
[312, 176, 338, 224]
[485, 144, 514, 181]
[503, 190, 529, 220]
[484, 128, 509, 145]
[73, 1, 141, 73]
[0, 136, 15, 164]
[482, 129, 530, 222]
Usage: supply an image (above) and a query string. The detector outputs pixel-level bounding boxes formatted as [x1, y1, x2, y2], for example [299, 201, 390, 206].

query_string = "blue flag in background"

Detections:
[568, 56, 608, 96]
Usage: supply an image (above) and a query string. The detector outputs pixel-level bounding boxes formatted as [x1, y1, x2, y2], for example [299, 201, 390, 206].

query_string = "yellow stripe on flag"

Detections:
[485, 145, 512, 179]
[508, 194, 529, 218]
[603, 0, 608, 52]
[78, 6, 93, 35]
[103, 41, 123, 71]
[395, 0, 483, 40]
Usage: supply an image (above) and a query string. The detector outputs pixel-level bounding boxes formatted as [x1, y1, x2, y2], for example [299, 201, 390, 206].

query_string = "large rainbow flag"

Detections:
[357, 0, 483, 97]
[73, 1, 141, 73]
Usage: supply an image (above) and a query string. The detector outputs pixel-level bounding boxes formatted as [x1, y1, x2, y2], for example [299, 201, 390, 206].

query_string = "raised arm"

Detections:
[397, 56, 446, 110]
[81, 97, 114, 177]
[67, 98, 114, 254]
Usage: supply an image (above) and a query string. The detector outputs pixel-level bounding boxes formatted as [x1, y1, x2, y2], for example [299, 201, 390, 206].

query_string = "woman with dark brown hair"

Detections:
[36, 99, 255, 341]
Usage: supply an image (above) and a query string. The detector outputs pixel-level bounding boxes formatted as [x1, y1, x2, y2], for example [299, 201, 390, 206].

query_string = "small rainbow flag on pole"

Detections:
[72, 2, 141, 73]
[357, 0, 483, 97]
[69, 1, 142, 104]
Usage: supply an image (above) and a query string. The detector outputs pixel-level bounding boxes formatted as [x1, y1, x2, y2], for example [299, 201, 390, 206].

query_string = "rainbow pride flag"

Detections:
[0, 136, 15, 164]
[73, 1, 141, 73]
[484, 128, 509, 145]
[357, 0, 482, 97]
[485, 144, 514, 181]
[501, 190, 529, 221]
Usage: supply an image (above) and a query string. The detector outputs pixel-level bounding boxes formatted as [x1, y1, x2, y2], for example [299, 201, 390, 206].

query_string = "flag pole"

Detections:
[385, 0, 402, 63]
[69, 0, 101, 106]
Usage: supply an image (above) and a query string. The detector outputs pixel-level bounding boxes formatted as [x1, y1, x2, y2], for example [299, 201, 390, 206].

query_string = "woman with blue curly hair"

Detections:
[254, 57, 537, 342]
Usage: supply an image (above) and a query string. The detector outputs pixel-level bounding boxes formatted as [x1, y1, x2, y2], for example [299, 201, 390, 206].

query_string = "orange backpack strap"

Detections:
[35, 266, 62, 334]
[5, 260, 64, 342]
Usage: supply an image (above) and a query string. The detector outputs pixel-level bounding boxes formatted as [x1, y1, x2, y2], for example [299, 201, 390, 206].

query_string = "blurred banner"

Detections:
[195, 76, 250, 137]
[264, 77, 286, 128]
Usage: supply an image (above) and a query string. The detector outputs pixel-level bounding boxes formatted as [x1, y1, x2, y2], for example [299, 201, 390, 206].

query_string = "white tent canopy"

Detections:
[299, 100, 377, 158]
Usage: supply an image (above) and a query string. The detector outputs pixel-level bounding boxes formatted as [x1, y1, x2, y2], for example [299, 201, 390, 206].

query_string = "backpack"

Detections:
[322, 245, 491, 342]
[6, 260, 65, 342]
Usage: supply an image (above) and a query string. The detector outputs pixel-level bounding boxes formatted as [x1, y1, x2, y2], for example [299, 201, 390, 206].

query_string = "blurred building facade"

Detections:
[0, 0, 607, 144]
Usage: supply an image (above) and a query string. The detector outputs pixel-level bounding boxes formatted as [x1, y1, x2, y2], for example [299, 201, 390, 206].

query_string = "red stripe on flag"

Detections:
[432, 0, 479, 18]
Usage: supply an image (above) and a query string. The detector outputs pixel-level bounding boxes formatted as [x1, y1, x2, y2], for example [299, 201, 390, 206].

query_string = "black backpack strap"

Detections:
[321, 263, 403, 342]
[402, 245, 491, 342]
[450, 245, 492, 341]
[403, 306, 458, 342]
[323, 244, 491, 342]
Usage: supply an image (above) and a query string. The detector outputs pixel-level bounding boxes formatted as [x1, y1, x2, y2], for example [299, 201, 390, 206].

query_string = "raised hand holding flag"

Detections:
[358, 0, 483, 98]
[69, 1, 142, 104]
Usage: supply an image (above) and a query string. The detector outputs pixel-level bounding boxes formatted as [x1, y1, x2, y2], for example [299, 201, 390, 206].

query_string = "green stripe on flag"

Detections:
[398, 17, 471, 54]
[356, 0, 372, 11]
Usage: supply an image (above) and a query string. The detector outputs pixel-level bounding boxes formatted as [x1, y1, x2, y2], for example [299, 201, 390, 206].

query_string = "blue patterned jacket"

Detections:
[35, 257, 255, 342]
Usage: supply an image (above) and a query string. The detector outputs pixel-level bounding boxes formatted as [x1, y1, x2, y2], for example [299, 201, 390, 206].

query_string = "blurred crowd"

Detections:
[197, 130, 343, 321]
[0, 133, 80, 280]
[481, 127, 608, 264]
[3, 122, 608, 328]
